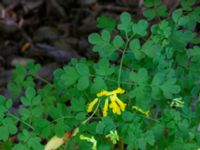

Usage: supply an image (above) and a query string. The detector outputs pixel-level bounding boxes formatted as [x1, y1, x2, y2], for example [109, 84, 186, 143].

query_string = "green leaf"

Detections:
[117, 12, 132, 33]
[97, 15, 116, 31]
[145, 130, 155, 146]
[95, 59, 114, 76]
[32, 106, 44, 117]
[180, 0, 196, 10]
[71, 98, 85, 112]
[129, 68, 150, 101]
[187, 46, 200, 62]
[75, 112, 86, 121]
[88, 30, 116, 57]
[55, 121, 66, 137]
[19, 108, 30, 120]
[76, 63, 90, 76]
[144, 0, 160, 7]
[0, 127, 9, 141]
[151, 73, 165, 99]
[101, 30, 111, 42]
[141, 40, 161, 58]
[3, 118, 17, 134]
[12, 144, 27, 150]
[96, 117, 115, 134]
[88, 33, 102, 44]
[143, 9, 156, 20]
[170, 30, 194, 50]
[0, 96, 12, 118]
[156, 5, 167, 17]
[172, 9, 183, 23]
[122, 111, 134, 122]
[18, 130, 43, 150]
[77, 76, 89, 91]
[130, 68, 148, 84]
[7, 62, 39, 99]
[143, 5, 167, 20]
[61, 66, 80, 87]
[130, 84, 150, 101]
[34, 119, 51, 138]
[0, 117, 18, 141]
[21, 87, 41, 106]
[112, 35, 125, 49]
[132, 20, 148, 36]
[161, 78, 181, 99]
[129, 38, 144, 60]
[90, 77, 107, 94]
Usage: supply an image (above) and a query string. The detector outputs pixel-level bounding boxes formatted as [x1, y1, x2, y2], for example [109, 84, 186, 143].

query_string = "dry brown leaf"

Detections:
[45, 131, 73, 150]
[44, 136, 65, 150]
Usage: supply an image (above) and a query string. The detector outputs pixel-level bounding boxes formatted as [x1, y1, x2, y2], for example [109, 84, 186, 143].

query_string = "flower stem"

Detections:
[82, 99, 101, 124]
[117, 35, 131, 87]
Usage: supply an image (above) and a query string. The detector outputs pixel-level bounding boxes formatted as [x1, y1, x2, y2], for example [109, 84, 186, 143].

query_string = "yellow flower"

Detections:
[87, 88, 126, 116]
[97, 90, 109, 97]
[103, 98, 109, 116]
[97, 87, 125, 97]
[110, 96, 121, 115]
[113, 94, 126, 111]
[132, 106, 150, 117]
[87, 98, 98, 113]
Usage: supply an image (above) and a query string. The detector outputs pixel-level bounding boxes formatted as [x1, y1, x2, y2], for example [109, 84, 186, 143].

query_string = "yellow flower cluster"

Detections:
[132, 106, 150, 117]
[87, 88, 126, 116]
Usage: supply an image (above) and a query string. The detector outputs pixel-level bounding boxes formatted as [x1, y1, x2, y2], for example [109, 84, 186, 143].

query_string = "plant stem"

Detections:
[117, 35, 131, 87]
[27, 73, 52, 85]
[82, 99, 101, 124]
[118, 140, 124, 150]
[8, 113, 35, 130]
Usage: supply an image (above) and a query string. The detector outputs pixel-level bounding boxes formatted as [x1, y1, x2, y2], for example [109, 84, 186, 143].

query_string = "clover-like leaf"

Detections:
[90, 77, 107, 94]
[88, 30, 117, 57]
[95, 59, 114, 76]
[76, 63, 90, 76]
[161, 78, 181, 99]
[117, 12, 133, 33]
[172, 9, 183, 23]
[129, 68, 150, 101]
[77, 76, 90, 91]
[143, 5, 167, 20]
[141, 40, 161, 58]
[21, 87, 41, 106]
[132, 20, 148, 36]
[61, 66, 80, 87]
[112, 35, 125, 49]
[129, 38, 144, 60]
[97, 15, 116, 31]
[0, 117, 18, 141]
[96, 117, 115, 134]
[180, 0, 196, 10]
[151, 72, 165, 99]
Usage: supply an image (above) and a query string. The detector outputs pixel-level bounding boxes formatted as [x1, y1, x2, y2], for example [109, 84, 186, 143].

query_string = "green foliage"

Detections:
[1, 2, 200, 150]
[97, 15, 116, 31]
[143, 0, 167, 20]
